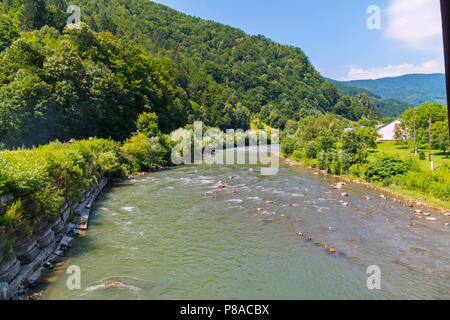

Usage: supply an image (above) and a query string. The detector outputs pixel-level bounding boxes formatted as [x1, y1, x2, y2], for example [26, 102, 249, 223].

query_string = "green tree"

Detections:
[0, 13, 19, 52]
[341, 130, 369, 164]
[20, 0, 47, 31]
[400, 103, 447, 146]
[316, 128, 335, 152]
[136, 112, 161, 138]
[437, 132, 450, 156]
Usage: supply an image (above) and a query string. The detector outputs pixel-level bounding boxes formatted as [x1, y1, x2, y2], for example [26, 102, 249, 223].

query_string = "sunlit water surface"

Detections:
[39, 151, 449, 300]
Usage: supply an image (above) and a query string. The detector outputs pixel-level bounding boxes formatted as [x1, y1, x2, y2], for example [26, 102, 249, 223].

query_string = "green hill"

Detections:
[336, 73, 447, 107]
[326, 78, 412, 118]
[0, 0, 382, 148]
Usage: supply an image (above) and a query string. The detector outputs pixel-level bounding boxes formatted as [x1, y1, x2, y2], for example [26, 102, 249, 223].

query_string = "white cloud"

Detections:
[340, 57, 444, 80]
[338, 1, 445, 81]
[384, 0, 442, 50]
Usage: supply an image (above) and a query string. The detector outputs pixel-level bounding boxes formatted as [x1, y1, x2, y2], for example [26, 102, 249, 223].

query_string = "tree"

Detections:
[400, 103, 447, 146]
[0, 13, 19, 52]
[341, 130, 369, 164]
[136, 112, 161, 138]
[355, 127, 380, 149]
[316, 128, 335, 152]
[20, 0, 47, 31]
[437, 132, 450, 156]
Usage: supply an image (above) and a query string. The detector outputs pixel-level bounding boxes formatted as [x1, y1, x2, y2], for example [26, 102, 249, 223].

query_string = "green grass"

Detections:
[286, 141, 450, 210]
[368, 141, 450, 171]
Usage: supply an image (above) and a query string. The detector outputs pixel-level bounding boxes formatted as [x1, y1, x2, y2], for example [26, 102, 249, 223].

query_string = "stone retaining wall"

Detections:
[0, 178, 108, 300]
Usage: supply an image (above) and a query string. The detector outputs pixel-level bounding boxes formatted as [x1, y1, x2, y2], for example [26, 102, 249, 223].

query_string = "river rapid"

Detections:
[38, 150, 449, 300]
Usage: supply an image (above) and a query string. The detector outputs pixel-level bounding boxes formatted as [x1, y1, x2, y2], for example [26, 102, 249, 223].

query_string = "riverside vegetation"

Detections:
[0, 0, 448, 208]
[0, 0, 389, 150]
[281, 103, 450, 206]
[0, 111, 172, 236]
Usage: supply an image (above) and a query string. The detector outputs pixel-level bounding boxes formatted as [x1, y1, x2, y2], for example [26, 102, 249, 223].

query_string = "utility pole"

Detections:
[429, 118, 433, 171]
[414, 122, 417, 155]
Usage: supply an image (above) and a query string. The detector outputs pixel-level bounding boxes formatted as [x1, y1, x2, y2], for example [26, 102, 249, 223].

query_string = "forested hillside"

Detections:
[0, 0, 382, 148]
[326, 78, 412, 118]
[337, 73, 447, 107]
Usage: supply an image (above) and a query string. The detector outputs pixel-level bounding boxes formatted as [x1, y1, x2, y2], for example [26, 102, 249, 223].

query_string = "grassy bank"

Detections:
[368, 141, 449, 171]
[0, 133, 172, 230]
[285, 142, 450, 212]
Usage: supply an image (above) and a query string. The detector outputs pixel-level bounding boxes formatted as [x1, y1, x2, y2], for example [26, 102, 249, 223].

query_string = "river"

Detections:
[38, 150, 450, 300]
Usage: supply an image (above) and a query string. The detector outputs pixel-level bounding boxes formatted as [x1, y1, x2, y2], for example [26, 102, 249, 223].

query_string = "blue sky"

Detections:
[152, 0, 444, 80]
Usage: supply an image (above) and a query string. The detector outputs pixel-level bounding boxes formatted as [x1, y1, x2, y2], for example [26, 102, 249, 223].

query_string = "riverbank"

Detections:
[0, 178, 108, 300]
[36, 158, 450, 299]
[0, 135, 174, 300]
[283, 156, 450, 214]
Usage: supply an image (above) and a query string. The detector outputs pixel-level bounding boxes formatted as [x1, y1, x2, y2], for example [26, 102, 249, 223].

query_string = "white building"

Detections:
[376, 119, 402, 141]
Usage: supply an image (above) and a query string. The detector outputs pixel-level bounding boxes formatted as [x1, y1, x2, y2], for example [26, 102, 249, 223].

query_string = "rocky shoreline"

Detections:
[283, 157, 450, 217]
[0, 178, 108, 300]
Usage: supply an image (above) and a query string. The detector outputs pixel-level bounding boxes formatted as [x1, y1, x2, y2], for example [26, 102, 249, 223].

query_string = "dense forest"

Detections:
[327, 79, 412, 118]
[338, 73, 447, 107]
[0, 0, 383, 148]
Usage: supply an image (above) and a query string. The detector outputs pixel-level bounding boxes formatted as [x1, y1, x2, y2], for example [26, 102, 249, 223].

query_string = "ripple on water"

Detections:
[39, 162, 450, 300]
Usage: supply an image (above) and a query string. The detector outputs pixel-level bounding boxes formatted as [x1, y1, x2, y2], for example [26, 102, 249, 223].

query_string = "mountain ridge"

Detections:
[331, 73, 447, 107]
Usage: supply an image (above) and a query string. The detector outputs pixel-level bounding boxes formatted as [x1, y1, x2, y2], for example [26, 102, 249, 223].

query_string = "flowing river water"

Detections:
[38, 149, 449, 300]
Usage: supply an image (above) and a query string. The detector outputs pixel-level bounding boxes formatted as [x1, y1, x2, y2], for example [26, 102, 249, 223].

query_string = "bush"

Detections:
[121, 133, 168, 171]
[0, 150, 49, 195]
[0, 199, 24, 228]
[317, 151, 333, 171]
[281, 136, 299, 156]
[349, 164, 364, 177]
[305, 141, 317, 159]
[94, 151, 125, 178]
[419, 151, 426, 160]
[394, 165, 450, 200]
[382, 176, 393, 187]
[364, 157, 409, 182]
[316, 129, 335, 152]
[32, 183, 64, 219]
[136, 112, 161, 138]
[291, 150, 305, 162]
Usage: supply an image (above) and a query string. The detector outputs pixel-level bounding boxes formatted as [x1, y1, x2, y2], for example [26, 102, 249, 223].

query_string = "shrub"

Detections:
[121, 133, 167, 171]
[95, 151, 125, 178]
[317, 151, 333, 171]
[0, 150, 49, 195]
[281, 136, 298, 156]
[419, 151, 426, 160]
[349, 164, 364, 177]
[382, 177, 393, 187]
[0, 199, 24, 228]
[121, 133, 152, 172]
[136, 112, 161, 138]
[305, 141, 317, 159]
[316, 129, 335, 152]
[32, 183, 64, 219]
[291, 150, 305, 162]
[364, 157, 409, 182]
[394, 165, 450, 200]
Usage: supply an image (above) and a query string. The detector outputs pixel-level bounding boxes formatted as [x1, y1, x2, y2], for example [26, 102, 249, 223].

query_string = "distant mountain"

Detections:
[326, 78, 412, 118]
[334, 74, 447, 107]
